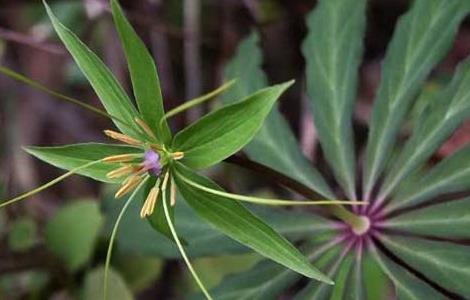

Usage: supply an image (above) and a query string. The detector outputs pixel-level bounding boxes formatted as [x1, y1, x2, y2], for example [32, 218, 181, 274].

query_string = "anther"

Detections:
[140, 186, 160, 218]
[135, 118, 157, 140]
[115, 175, 143, 198]
[170, 180, 177, 206]
[106, 165, 135, 179]
[172, 152, 184, 160]
[104, 130, 141, 146]
[103, 154, 138, 163]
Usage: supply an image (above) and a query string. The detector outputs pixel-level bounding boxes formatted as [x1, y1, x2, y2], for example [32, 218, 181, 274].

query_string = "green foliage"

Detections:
[173, 81, 294, 169]
[45, 200, 103, 271]
[8, 217, 37, 252]
[82, 267, 133, 300]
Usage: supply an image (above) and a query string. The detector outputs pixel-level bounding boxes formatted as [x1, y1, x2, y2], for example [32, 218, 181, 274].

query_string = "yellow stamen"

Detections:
[102, 154, 138, 163]
[115, 175, 143, 198]
[170, 179, 177, 206]
[140, 187, 160, 218]
[106, 165, 135, 179]
[104, 130, 141, 146]
[172, 152, 184, 160]
[135, 118, 157, 140]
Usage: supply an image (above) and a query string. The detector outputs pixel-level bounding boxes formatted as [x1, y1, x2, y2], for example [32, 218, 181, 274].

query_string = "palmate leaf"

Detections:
[173, 163, 332, 284]
[380, 235, 470, 297]
[370, 244, 446, 300]
[302, 0, 366, 199]
[44, 2, 142, 138]
[172, 81, 294, 169]
[383, 197, 470, 238]
[363, 0, 470, 196]
[388, 144, 470, 212]
[380, 57, 470, 198]
[25, 143, 140, 183]
[110, 0, 171, 144]
[223, 32, 335, 199]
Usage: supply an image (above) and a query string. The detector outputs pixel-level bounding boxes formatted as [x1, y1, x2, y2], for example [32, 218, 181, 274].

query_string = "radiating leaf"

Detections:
[110, 0, 171, 143]
[223, 31, 334, 199]
[44, 1, 142, 138]
[384, 197, 470, 238]
[172, 81, 294, 169]
[25, 143, 141, 183]
[363, 0, 470, 196]
[174, 164, 332, 283]
[83, 266, 133, 300]
[302, 0, 366, 199]
[46, 200, 103, 271]
[381, 235, 470, 297]
[294, 245, 352, 300]
[381, 57, 470, 198]
[388, 144, 470, 211]
[194, 233, 339, 300]
[370, 244, 446, 300]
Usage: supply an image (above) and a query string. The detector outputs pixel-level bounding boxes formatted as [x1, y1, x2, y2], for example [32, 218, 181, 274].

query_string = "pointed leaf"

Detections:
[381, 235, 470, 297]
[388, 144, 470, 211]
[363, 0, 470, 195]
[223, 31, 334, 199]
[172, 81, 294, 169]
[384, 197, 470, 238]
[173, 164, 332, 283]
[44, 1, 141, 138]
[302, 0, 366, 199]
[110, 0, 171, 143]
[370, 244, 446, 300]
[25, 143, 141, 183]
[381, 57, 470, 197]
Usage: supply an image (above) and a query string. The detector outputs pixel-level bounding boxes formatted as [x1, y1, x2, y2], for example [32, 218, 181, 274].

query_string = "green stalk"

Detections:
[104, 176, 149, 300]
[162, 172, 213, 300]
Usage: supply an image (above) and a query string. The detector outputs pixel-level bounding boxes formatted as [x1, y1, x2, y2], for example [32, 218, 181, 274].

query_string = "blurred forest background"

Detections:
[1, 0, 470, 299]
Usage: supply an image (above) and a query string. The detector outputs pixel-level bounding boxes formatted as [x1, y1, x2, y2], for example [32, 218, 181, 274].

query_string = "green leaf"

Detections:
[25, 143, 141, 183]
[82, 266, 133, 300]
[363, 0, 470, 196]
[388, 144, 470, 211]
[223, 32, 334, 199]
[172, 81, 294, 169]
[380, 57, 470, 198]
[194, 233, 339, 300]
[370, 244, 446, 300]
[110, 0, 171, 143]
[384, 197, 470, 238]
[381, 235, 470, 297]
[302, 0, 366, 199]
[44, 1, 141, 138]
[8, 217, 37, 252]
[295, 246, 352, 300]
[173, 164, 332, 284]
[46, 200, 103, 271]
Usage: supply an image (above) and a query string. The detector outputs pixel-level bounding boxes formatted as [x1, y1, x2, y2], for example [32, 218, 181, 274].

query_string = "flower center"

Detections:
[143, 150, 162, 176]
[351, 215, 371, 236]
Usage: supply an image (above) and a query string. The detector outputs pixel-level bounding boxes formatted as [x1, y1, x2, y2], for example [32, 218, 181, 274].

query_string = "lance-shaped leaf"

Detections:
[370, 243, 446, 300]
[223, 32, 334, 199]
[380, 57, 470, 198]
[383, 197, 470, 239]
[381, 235, 470, 297]
[363, 0, 470, 196]
[173, 163, 332, 284]
[302, 0, 366, 199]
[110, 0, 171, 143]
[25, 143, 141, 183]
[388, 144, 470, 212]
[44, 1, 142, 138]
[172, 81, 294, 169]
